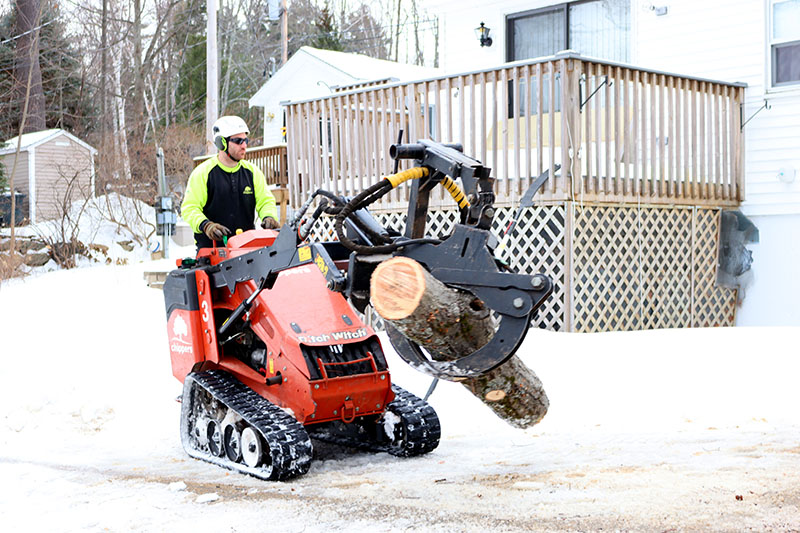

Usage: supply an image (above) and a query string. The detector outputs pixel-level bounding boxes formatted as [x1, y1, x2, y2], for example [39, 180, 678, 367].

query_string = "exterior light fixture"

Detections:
[475, 22, 492, 47]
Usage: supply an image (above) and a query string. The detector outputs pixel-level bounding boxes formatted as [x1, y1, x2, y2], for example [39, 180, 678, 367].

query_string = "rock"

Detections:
[24, 252, 50, 267]
[0, 237, 46, 253]
[18, 238, 47, 254]
[88, 243, 109, 255]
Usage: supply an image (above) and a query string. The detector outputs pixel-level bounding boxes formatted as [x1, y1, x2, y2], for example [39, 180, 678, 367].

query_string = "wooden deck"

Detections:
[283, 52, 745, 211]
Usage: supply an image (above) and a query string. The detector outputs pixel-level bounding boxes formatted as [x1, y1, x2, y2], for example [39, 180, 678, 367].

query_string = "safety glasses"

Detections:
[228, 137, 249, 145]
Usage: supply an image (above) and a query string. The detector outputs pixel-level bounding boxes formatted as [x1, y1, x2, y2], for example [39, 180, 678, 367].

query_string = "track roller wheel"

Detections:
[240, 426, 263, 468]
[224, 424, 243, 462]
[207, 420, 224, 457]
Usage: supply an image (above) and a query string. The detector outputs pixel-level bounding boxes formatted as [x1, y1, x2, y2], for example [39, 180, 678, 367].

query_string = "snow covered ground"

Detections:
[0, 236, 798, 531]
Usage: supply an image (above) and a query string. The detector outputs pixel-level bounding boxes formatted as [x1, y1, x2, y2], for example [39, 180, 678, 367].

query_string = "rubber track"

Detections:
[181, 370, 313, 481]
[308, 384, 441, 457]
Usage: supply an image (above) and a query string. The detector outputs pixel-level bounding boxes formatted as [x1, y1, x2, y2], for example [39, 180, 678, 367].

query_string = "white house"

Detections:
[419, 0, 800, 327]
[248, 46, 440, 146]
[0, 129, 97, 224]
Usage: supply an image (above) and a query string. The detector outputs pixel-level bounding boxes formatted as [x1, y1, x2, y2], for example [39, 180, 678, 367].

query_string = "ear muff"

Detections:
[214, 135, 227, 152]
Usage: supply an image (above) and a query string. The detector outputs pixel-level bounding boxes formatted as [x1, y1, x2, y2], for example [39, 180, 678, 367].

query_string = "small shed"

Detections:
[248, 46, 440, 146]
[0, 129, 97, 224]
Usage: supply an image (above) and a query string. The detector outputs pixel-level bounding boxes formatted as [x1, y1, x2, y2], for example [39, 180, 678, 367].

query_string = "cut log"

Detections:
[371, 256, 548, 429]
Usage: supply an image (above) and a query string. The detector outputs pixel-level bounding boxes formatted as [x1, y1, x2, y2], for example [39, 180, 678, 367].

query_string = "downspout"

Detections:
[29, 146, 36, 224]
[90, 151, 96, 198]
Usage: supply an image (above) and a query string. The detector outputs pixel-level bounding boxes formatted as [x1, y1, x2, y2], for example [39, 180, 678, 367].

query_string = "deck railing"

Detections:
[194, 144, 288, 186]
[284, 52, 745, 211]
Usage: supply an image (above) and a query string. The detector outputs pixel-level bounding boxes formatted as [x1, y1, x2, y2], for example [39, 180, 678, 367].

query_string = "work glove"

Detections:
[261, 216, 280, 230]
[202, 220, 231, 241]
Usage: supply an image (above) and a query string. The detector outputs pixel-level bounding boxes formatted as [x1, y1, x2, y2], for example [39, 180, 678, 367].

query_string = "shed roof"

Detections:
[249, 46, 440, 107]
[301, 46, 438, 81]
[0, 128, 98, 156]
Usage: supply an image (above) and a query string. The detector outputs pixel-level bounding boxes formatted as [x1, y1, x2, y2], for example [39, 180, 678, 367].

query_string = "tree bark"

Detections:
[101, 0, 108, 147]
[371, 257, 549, 429]
[132, 0, 145, 141]
[112, 44, 132, 181]
[14, 0, 46, 133]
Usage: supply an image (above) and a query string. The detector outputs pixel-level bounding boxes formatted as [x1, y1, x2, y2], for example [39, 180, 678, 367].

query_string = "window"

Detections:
[506, 0, 630, 63]
[770, 0, 800, 87]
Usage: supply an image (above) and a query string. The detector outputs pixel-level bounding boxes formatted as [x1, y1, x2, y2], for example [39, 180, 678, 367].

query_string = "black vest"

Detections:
[195, 162, 257, 248]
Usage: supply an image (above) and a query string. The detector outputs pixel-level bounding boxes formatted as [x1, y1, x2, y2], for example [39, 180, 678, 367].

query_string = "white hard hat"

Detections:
[212, 115, 249, 137]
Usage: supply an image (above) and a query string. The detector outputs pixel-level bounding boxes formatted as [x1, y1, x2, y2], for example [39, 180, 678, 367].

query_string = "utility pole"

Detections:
[281, 0, 288, 65]
[206, 0, 219, 152]
[101, 0, 107, 146]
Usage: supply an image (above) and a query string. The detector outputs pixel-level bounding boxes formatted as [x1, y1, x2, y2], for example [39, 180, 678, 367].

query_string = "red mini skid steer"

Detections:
[163, 140, 554, 480]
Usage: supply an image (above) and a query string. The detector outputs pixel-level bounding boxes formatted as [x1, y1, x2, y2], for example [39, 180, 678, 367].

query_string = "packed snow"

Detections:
[1, 204, 798, 532]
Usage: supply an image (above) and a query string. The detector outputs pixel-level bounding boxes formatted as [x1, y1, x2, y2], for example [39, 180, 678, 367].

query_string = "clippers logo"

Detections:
[172, 315, 189, 341]
[170, 314, 194, 355]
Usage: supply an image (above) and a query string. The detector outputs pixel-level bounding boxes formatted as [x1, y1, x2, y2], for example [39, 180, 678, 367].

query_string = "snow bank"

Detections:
[2, 193, 170, 275]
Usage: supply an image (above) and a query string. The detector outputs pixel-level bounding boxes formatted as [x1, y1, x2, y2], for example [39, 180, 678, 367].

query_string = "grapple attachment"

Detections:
[386, 224, 553, 380]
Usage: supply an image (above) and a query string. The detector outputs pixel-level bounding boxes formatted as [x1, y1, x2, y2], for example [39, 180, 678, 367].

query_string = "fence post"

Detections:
[562, 57, 583, 200]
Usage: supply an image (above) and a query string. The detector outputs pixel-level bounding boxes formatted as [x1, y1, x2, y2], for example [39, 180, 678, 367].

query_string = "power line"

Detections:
[0, 18, 59, 45]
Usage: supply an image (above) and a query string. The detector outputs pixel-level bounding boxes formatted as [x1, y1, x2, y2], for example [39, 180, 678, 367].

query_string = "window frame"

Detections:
[505, 4, 568, 63]
[505, 0, 629, 63]
[768, 0, 800, 90]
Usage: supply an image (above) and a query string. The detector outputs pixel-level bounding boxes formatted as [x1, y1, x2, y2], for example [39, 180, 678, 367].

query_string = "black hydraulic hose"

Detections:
[334, 179, 400, 254]
[296, 187, 392, 246]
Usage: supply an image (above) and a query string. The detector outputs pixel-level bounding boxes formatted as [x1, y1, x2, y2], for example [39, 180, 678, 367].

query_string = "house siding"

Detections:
[635, 0, 800, 217]
[34, 136, 94, 221]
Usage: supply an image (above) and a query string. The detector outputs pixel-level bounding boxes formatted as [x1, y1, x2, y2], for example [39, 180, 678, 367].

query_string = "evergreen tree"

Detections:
[310, 2, 344, 52]
[0, 159, 7, 192]
[174, 0, 207, 125]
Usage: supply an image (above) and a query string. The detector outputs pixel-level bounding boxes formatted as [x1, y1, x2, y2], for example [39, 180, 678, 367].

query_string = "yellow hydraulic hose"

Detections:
[386, 166, 429, 187]
[384, 167, 470, 209]
[440, 176, 469, 209]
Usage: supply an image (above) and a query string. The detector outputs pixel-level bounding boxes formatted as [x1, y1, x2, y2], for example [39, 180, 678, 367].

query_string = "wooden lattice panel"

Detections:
[572, 205, 735, 332]
[307, 215, 337, 243]
[490, 206, 567, 331]
[637, 207, 695, 330]
[692, 209, 737, 326]
[573, 206, 646, 332]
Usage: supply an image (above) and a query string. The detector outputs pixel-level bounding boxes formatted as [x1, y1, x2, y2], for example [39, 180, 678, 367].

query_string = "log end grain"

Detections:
[370, 256, 428, 320]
